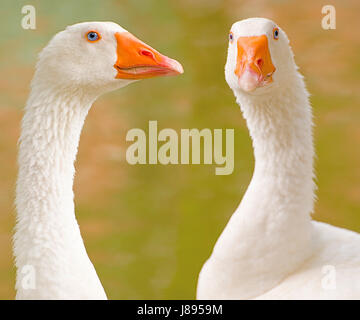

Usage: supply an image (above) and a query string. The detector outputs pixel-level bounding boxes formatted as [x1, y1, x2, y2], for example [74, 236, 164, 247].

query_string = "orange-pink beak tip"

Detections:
[163, 57, 184, 76]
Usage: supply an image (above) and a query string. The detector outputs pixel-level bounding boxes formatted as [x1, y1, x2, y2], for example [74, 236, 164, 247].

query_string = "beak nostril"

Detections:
[256, 58, 263, 68]
[140, 49, 154, 58]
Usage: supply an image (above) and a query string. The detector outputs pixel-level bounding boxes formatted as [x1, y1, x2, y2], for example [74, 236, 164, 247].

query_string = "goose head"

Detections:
[225, 18, 296, 96]
[33, 21, 183, 95]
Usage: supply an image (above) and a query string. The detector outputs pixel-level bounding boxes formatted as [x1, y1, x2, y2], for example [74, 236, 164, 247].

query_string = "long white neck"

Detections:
[14, 85, 107, 299]
[212, 74, 316, 298]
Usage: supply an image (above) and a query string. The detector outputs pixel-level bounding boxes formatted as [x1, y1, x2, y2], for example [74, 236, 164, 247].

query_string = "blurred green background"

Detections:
[0, 0, 359, 299]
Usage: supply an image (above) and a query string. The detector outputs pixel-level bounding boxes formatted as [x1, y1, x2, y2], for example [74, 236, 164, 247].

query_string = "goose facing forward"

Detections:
[14, 21, 183, 299]
[197, 18, 360, 300]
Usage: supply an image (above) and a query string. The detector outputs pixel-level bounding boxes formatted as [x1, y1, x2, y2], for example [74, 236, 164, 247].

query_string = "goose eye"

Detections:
[86, 31, 101, 42]
[229, 32, 234, 42]
[273, 27, 279, 40]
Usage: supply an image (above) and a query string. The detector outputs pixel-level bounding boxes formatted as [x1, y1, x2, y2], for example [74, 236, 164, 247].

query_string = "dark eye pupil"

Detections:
[275, 30, 278, 37]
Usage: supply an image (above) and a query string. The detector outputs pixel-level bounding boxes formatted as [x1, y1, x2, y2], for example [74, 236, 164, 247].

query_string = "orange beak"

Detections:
[114, 32, 183, 80]
[235, 35, 275, 92]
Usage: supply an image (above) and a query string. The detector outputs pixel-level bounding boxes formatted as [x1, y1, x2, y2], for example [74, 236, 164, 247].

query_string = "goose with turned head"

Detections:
[197, 17, 360, 300]
[14, 21, 183, 300]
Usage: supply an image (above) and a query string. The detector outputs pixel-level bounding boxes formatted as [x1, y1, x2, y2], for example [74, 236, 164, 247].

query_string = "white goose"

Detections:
[197, 18, 360, 300]
[14, 21, 183, 300]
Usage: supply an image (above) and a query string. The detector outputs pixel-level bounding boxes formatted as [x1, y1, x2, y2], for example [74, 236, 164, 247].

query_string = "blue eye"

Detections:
[229, 32, 234, 42]
[273, 27, 279, 40]
[87, 31, 100, 42]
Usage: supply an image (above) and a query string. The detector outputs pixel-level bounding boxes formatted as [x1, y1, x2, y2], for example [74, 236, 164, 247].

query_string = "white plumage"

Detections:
[197, 18, 360, 300]
[14, 21, 182, 300]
